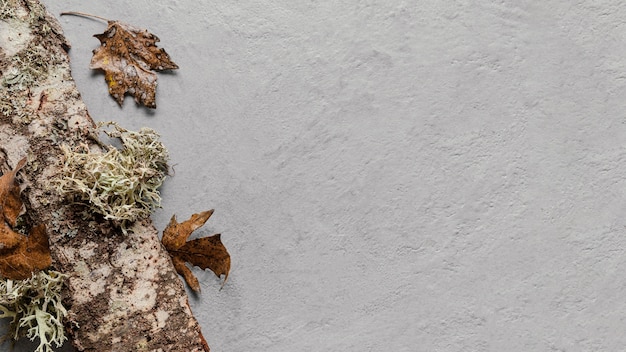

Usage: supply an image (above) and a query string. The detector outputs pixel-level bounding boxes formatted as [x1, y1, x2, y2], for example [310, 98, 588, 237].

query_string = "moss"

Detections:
[0, 270, 68, 352]
[56, 122, 169, 231]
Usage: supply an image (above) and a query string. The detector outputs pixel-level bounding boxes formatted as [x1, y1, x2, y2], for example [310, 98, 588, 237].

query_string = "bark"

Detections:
[0, 1, 210, 351]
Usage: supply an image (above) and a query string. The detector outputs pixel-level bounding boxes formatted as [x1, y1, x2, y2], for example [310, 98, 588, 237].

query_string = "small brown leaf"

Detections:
[162, 210, 231, 292]
[171, 256, 200, 292]
[176, 234, 230, 284]
[90, 20, 178, 108]
[162, 210, 214, 250]
[0, 159, 52, 279]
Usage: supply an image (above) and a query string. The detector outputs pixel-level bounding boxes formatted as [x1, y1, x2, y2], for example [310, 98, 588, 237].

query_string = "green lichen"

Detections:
[1, 41, 53, 124]
[0, 94, 32, 124]
[0, 270, 68, 352]
[0, 0, 49, 31]
[3, 41, 51, 92]
[0, 0, 19, 20]
[0, 100, 14, 117]
[57, 122, 169, 230]
[25, 0, 52, 36]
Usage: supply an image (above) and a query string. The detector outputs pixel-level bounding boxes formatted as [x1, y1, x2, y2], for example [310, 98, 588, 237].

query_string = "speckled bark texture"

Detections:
[0, 1, 208, 351]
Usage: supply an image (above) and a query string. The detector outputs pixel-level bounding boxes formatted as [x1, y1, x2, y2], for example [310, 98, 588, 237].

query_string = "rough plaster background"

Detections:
[11, 1, 626, 351]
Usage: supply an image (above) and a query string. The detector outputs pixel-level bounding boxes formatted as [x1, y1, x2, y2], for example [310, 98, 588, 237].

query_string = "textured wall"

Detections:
[22, 1, 626, 351]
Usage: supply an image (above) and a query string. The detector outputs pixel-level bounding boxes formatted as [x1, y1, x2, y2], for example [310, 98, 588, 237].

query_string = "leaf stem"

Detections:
[60, 11, 110, 23]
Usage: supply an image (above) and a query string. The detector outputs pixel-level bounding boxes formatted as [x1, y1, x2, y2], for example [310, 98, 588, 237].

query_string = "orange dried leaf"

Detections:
[171, 256, 200, 292]
[162, 210, 231, 292]
[0, 224, 51, 280]
[0, 157, 26, 226]
[162, 210, 214, 250]
[0, 158, 26, 251]
[90, 20, 179, 108]
[0, 223, 21, 252]
[177, 234, 230, 286]
[0, 159, 52, 279]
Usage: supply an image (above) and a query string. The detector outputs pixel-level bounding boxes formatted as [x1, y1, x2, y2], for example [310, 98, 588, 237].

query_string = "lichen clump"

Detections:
[57, 122, 169, 228]
[1, 0, 62, 102]
[0, 271, 68, 352]
[3, 42, 51, 91]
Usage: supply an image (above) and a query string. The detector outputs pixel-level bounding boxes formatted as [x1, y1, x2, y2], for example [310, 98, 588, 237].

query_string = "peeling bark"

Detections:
[0, 1, 210, 351]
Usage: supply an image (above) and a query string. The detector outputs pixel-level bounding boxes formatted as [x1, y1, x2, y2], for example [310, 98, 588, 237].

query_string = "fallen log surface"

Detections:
[0, 1, 209, 350]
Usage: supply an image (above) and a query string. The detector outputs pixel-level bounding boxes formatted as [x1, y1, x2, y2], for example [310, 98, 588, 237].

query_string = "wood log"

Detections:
[0, 1, 209, 350]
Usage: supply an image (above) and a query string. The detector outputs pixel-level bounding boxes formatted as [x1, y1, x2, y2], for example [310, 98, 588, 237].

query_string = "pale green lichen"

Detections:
[57, 122, 169, 230]
[0, 100, 14, 117]
[0, 0, 50, 32]
[0, 270, 68, 352]
[1, 40, 54, 124]
[0, 95, 29, 124]
[0, 0, 19, 20]
[3, 41, 51, 92]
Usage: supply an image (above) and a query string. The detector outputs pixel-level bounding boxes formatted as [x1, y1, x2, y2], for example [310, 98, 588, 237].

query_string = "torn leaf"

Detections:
[0, 158, 52, 279]
[90, 20, 178, 108]
[162, 210, 231, 292]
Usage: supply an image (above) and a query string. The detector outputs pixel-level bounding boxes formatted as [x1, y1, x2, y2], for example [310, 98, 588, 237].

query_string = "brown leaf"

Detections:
[0, 158, 26, 251]
[162, 210, 231, 292]
[162, 210, 214, 250]
[0, 224, 52, 280]
[0, 159, 52, 279]
[90, 20, 178, 108]
[171, 256, 200, 292]
[0, 157, 26, 227]
[176, 234, 230, 284]
[0, 223, 21, 252]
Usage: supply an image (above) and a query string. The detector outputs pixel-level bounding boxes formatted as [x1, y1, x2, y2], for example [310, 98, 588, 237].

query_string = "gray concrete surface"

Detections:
[12, 1, 626, 351]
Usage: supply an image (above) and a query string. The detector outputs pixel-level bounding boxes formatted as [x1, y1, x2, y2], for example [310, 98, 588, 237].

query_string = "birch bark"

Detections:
[0, 1, 210, 350]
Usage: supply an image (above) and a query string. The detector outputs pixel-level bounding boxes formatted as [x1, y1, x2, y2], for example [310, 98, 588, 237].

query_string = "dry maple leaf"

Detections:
[61, 12, 179, 108]
[0, 158, 52, 279]
[162, 210, 231, 292]
[91, 20, 179, 108]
